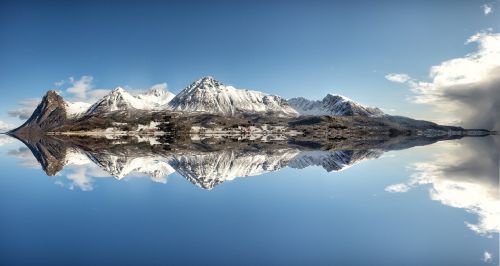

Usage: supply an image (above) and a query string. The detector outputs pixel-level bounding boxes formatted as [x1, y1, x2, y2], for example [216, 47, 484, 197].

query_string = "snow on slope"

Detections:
[136, 86, 175, 108]
[288, 94, 384, 117]
[169, 76, 299, 117]
[65, 101, 92, 118]
[85, 86, 175, 115]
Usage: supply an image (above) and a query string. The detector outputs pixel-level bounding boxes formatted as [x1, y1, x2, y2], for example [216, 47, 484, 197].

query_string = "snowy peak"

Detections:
[288, 94, 384, 117]
[85, 87, 135, 115]
[169, 76, 299, 117]
[138, 85, 175, 107]
[85, 86, 175, 115]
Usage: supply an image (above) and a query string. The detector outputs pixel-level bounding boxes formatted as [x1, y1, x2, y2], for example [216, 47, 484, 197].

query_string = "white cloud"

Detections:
[385, 73, 411, 83]
[392, 31, 500, 129]
[66, 75, 95, 101]
[0, 121, 16, 132]
[7, 98, 40, 120]
[482, 251, 493, 263]
[385, 183, 410, 193]
[482, 4, 493, 15]
[54, 79, 65, 87]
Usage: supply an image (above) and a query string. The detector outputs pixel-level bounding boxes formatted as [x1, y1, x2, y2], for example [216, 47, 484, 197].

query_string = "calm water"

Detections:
[0, 134, 498, 266]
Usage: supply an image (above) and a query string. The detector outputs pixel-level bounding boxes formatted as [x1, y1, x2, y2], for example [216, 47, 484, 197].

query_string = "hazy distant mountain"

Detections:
[288, 94, 384, 117]
[169, 76, 299, 117]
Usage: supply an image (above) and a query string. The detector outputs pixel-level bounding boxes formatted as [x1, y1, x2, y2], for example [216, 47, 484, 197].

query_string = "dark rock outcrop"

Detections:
[11, 90, 67, 135]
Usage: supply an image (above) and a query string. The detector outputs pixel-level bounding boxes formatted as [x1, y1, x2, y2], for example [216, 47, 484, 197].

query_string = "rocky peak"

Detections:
[11, 90, 68, 134]
[189, 76, 224, 91]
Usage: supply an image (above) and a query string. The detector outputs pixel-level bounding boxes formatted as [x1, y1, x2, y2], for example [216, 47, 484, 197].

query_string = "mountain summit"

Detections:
[85, 86, 175, 116]
[169, 76, 299, 117]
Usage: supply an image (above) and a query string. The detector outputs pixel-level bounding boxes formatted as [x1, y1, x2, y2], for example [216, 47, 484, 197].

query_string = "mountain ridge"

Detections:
[169, 76, 299, 117]
[288, 94, 384, 117]
[9, 76, 490, 136]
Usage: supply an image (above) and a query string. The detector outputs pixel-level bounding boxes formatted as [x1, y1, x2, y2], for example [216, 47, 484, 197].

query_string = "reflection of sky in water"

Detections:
[0, 135, 498, 265]
[386, 137, 499, 236]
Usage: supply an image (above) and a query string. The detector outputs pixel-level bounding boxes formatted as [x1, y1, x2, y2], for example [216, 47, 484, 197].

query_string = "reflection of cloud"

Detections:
[386, 137, 499, 235]
[385, 183, 410, 193]
[7, 147, 41, 169]
[53, 152, 175, 191]
[387, 31, 500, 129]
[66, 168, 93, 191]
[482, 251, 493, 263]
[0, 121, 16, 132]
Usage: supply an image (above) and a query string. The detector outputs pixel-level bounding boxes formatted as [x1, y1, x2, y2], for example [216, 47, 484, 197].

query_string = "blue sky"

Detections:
[0, 0, 499, 126]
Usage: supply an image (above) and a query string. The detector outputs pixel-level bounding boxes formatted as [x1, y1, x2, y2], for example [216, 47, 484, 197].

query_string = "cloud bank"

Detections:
[386, 31, 500, 129]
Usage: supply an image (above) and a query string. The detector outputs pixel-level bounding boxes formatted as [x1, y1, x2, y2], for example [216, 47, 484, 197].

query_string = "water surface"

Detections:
[0, 134, 498, 265]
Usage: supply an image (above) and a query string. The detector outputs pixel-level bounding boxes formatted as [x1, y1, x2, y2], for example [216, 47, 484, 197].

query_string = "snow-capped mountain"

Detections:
[136, 86, 175, 108]
[288, 94, 384, 117]
[169, 76, 299, 117]
[85, 86, 175, 116]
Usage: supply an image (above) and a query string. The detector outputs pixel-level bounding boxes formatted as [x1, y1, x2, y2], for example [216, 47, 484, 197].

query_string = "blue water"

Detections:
[0, 136, 498, 266]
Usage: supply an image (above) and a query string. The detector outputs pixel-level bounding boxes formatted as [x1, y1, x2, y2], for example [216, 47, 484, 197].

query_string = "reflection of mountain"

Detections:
[170, 149, 299, 189]
[5, 131, 479, 190]
[289, 150, 383, 172]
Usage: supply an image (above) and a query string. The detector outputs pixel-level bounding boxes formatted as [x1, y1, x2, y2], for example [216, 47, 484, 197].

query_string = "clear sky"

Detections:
[0, 0, 498, 126]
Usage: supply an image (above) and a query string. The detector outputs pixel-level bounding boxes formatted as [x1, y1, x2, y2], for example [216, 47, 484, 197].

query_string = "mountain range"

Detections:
[11, 76, 392, 133]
